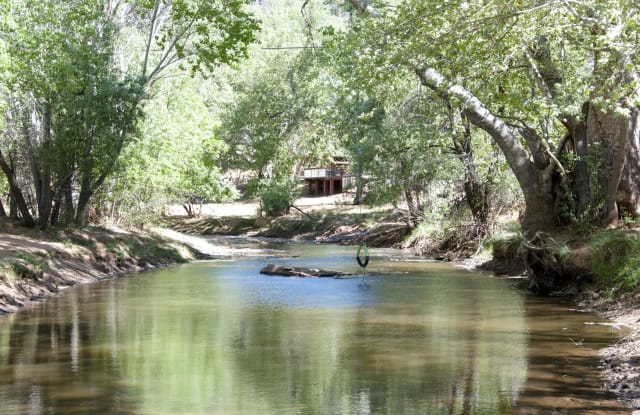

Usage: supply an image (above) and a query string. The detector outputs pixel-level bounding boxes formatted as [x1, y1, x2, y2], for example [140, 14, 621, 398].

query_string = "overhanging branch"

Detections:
[415, 67, 533, 179]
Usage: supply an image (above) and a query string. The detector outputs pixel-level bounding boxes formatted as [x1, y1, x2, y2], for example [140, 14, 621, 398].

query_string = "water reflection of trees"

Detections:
[0, 263, 529, 415]
[0, 285, 140, 414]
[228, 271, 528, 414]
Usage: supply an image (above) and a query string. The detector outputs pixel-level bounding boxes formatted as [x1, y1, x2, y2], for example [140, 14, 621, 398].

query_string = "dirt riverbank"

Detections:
[0, 224, 197, 314]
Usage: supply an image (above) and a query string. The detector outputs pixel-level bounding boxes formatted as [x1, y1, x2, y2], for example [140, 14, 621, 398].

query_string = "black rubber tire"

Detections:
[356, 244, 369, 268]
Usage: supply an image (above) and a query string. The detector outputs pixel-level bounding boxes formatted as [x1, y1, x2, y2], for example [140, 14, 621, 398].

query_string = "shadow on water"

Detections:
[0, 241, 629, 414]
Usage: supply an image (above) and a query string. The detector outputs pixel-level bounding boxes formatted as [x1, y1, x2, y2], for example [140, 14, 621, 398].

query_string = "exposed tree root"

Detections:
[519, 231, 586, 294]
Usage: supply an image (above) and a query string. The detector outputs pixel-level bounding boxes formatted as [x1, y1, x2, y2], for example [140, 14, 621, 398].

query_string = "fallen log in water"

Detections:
[260, 264, 353, 278]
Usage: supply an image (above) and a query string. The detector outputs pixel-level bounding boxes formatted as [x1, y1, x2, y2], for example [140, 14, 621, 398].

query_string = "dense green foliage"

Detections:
[217, 1, 345, 196]
[101, 77, 237, 223]
[0, 0, 524, 231]
[0, 0, 258, 227]
[334, 1, 639, 229]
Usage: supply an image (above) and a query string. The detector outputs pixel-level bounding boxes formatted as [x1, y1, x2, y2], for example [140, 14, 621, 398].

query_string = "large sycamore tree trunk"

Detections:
[618, 108, 640, 217]
[417, 67, 640, 228]
[585, 105, 631, 225]
[416, 68, 557, 234]
[415, 66, 640, 295]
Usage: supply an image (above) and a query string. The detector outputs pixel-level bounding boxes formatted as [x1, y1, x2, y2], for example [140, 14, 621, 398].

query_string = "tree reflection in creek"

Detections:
[0, 245, 628, 414]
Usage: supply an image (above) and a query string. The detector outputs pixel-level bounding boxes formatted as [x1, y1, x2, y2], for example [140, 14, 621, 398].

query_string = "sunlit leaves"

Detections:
[0, 0, 261, 224]
[217, 0, 348, 186]
[332, 0, 640, 151]
[105, 76, 235, 222]
[128, 0, 260, 80]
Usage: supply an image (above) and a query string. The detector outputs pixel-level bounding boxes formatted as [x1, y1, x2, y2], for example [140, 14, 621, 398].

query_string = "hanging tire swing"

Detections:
[356, 244, 369, 268]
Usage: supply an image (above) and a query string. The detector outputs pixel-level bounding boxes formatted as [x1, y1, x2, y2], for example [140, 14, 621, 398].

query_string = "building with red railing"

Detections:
[301, 161, 355, 195]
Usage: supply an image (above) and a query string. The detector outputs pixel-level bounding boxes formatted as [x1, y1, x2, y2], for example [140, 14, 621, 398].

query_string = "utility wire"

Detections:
[261, 46, 322, 50]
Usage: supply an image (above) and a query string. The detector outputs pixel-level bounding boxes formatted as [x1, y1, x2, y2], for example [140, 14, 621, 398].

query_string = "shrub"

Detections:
[259, 177, 298, 217]
[590, 231, 640, 292]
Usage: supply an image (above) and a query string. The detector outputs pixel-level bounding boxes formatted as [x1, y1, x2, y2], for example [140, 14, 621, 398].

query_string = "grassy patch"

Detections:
[10, 252, 45, 279]
[13, 252, 44, 268]
[125, 237, 187, 264]
[483, 222, 524, 264]
[11, 262, 34, 279]
[590, 231, 640, 292]
[101, 236, 187, 266]
[136, 241, 187, 264]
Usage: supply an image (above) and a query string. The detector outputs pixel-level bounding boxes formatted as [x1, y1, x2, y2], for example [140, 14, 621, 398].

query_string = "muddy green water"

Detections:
[0, 242, 628, 414]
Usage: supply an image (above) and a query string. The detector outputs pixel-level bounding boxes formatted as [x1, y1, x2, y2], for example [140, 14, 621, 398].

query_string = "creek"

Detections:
[0, 240, 628, 414]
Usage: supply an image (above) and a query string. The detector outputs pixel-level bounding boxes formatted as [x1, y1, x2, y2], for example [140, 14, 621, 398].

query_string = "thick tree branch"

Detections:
[415, 67, 534, 184]
[519, 125, 550, 169]
[301, 0, 316, 47]
[523, 46, 553, 99]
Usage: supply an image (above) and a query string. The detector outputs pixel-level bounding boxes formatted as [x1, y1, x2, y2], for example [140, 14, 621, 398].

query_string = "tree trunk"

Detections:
[37, 103, 53, 229]
[63, 185, 75, 225]
[9, 191, 17, 219]
[585, 105, 629, 225]
[463, 179, 490, 230]
[14, 95, 56, 229]
[75, 186, 92, 226]
[0, 150, 35, 227]
[50, 191, 62, 226]
[354, 162, 364, 205]
[0, 197, 6, 217]
[572, 114, 591, 219]
[403, 187, 423, 228]
[618, 108, 640, 217]
[520, 168, 556, 233]
[76, 129, 95, 226]
[452, 111, 491, 234]
[182, 203, 194, 217]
